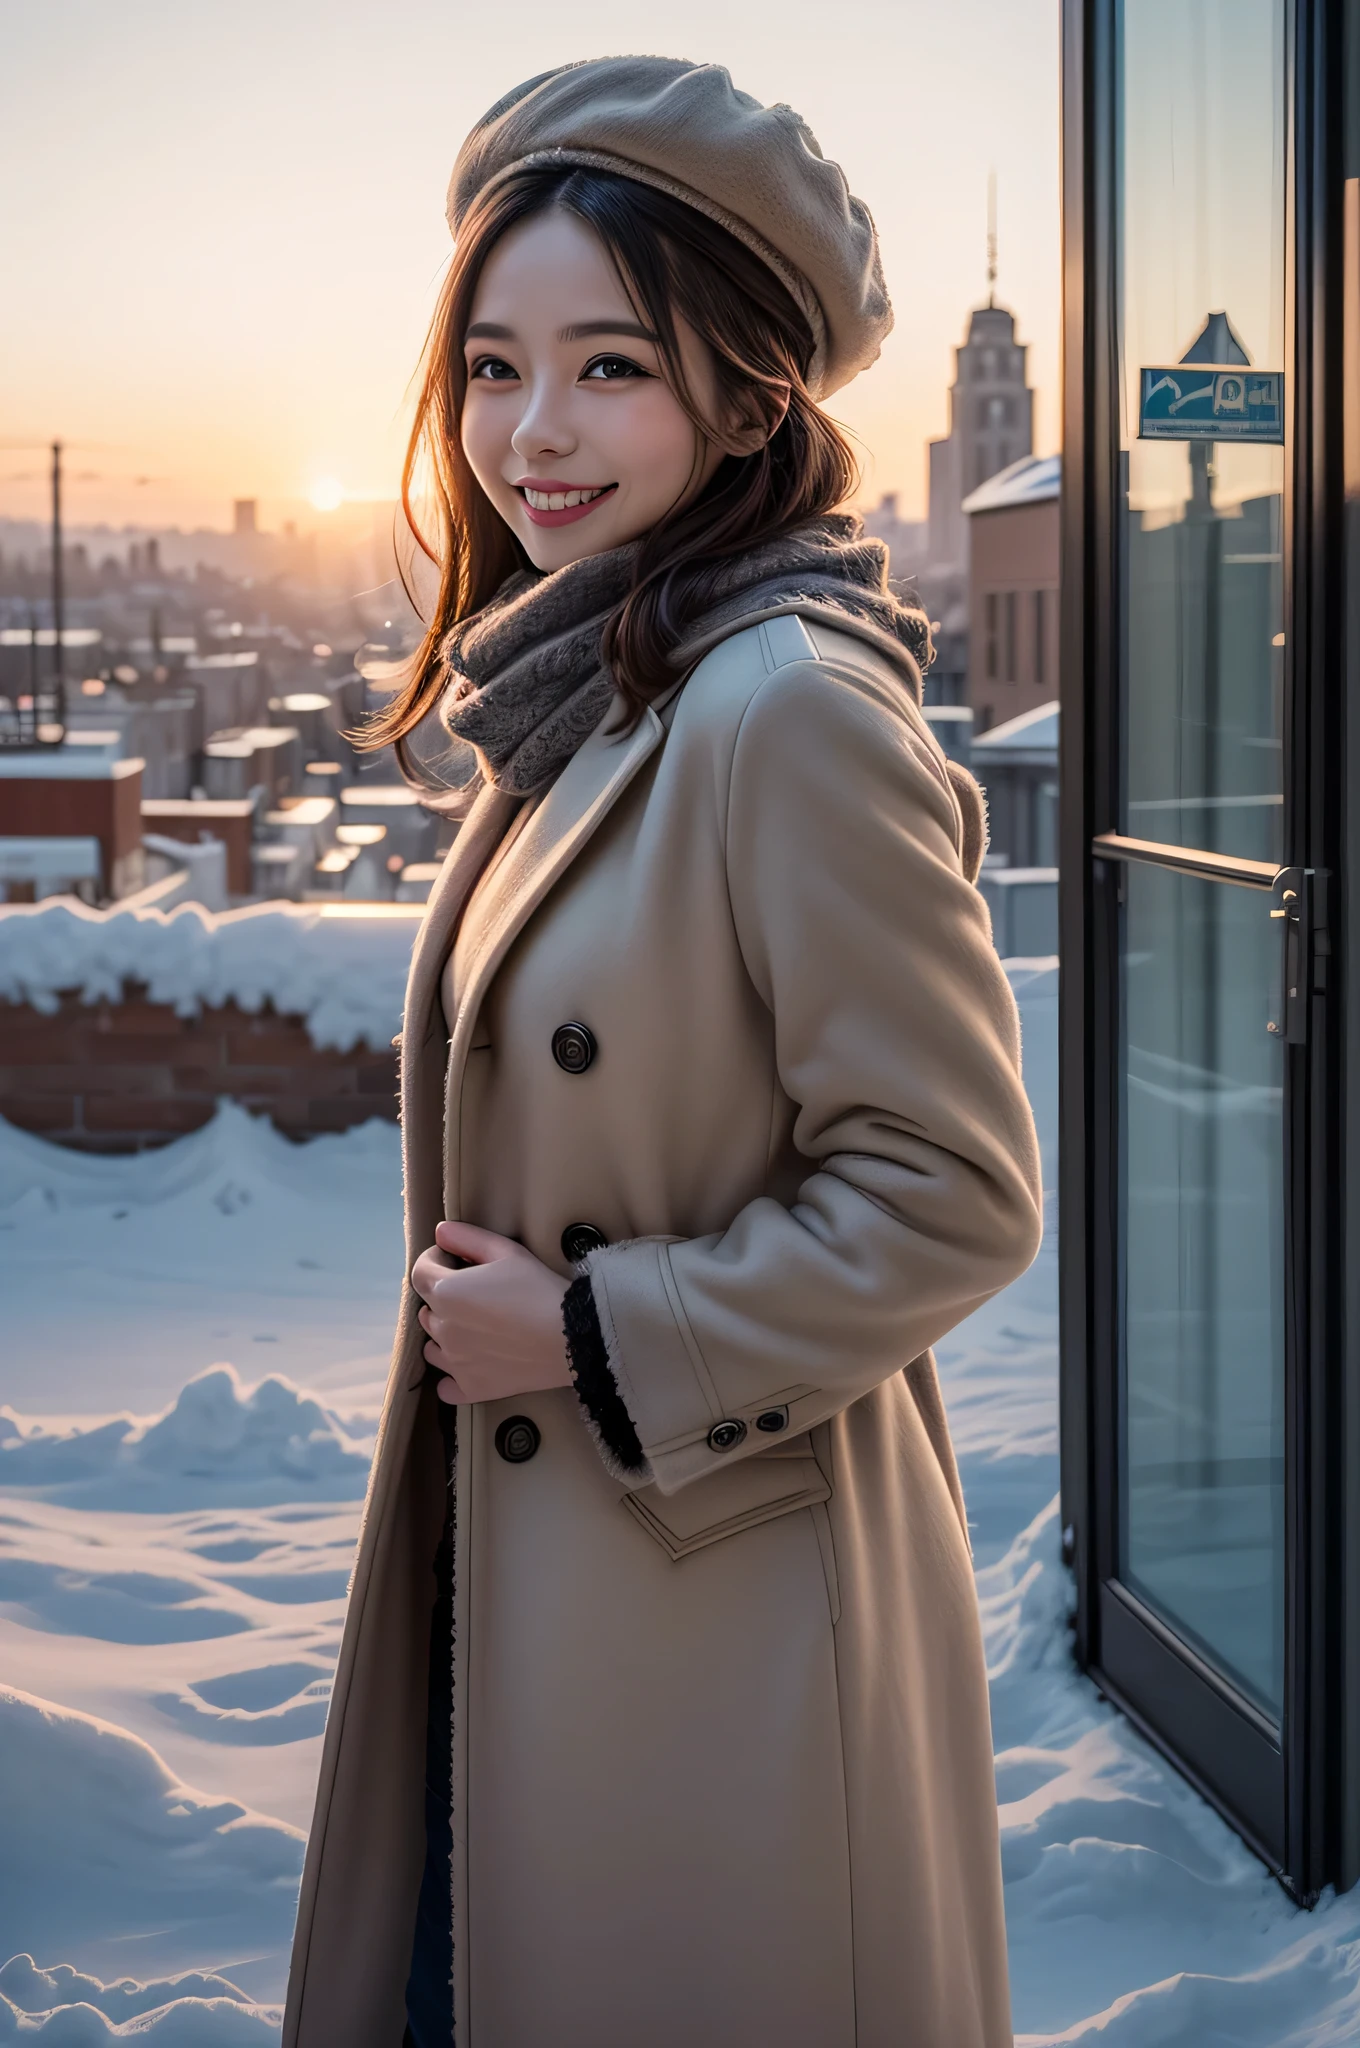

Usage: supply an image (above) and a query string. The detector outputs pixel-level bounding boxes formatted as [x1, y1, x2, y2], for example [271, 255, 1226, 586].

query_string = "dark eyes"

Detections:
[469, 356, 519, 382]
[466, 353, 650, 384]
[582, 354, 649, 381]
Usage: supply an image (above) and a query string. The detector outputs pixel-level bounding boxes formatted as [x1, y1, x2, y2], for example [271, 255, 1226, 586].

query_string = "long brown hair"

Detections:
[363, 165, 859, 753]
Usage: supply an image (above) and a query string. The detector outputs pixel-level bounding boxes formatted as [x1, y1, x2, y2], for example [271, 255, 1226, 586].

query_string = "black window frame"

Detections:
[1058, 0, 1350, 1900]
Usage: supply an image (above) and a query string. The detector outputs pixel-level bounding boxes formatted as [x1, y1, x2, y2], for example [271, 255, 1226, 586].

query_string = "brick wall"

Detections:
[0, 986, 399, 1151]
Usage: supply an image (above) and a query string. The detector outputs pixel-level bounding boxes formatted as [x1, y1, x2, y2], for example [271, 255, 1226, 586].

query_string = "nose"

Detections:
[510, 376, 577, 465]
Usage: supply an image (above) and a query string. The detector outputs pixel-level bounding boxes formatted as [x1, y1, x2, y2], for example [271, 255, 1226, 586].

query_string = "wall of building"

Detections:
[0, 988, 397, 1151]
[0, 759, 145, 900]
[967, 497, 1060, 731]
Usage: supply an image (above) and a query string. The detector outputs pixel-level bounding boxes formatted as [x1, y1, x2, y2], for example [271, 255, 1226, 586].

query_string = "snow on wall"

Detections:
[0, 899, 423, 1054]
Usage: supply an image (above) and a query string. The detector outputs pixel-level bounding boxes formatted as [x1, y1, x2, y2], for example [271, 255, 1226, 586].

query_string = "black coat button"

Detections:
[756, 1408, 789, 1433]
[495, 1415, 541, 1464]
[707, 1419, 747, 1453]
[561, 1221, 608, 1264]
[551, 1022, 597, 1074]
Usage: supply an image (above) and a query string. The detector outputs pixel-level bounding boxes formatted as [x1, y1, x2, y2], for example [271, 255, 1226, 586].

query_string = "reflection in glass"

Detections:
[1119, 0, 1286, 863]
[1121, 862, 1285, 1718]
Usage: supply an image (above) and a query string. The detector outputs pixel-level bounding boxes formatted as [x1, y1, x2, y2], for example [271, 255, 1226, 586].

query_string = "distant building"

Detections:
[961, 453, 1059, 734]
[184, 650, 269, 739]
[861, 493, 928, 584]
[0, 748, 145, 902]
[971, 700, 1059, 870]
[233, 500, 258, 538]
[0, 627, 102, 699]
[858, 494, 959, 701]
[927, 303, 1035, 574]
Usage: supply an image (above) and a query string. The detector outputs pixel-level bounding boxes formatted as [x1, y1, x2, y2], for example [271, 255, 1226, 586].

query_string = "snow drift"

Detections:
[0, 1100, 403, 1418]
[0, 1366, 372, 1509]
[0, 1688, 302, 1974]
[0, 1956, 282, 2042]
[0, 1988, 281, 2043]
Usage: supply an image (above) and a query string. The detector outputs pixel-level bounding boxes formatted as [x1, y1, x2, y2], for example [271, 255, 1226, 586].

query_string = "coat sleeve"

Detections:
[577, 654, 1044, 1496]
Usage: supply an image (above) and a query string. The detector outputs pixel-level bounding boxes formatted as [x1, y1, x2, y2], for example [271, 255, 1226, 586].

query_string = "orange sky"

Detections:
[0, 0, 1059, 538]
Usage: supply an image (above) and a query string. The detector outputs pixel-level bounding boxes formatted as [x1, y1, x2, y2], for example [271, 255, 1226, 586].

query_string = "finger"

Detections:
[423, 1337, 451, 1370]
[410, 1249, 444, 1302]
[412, 1243, 474, 1301]
[417, 1306, 432, 1335]
[435, 1373, 468, 1405]
[434, 1219, 521, 1264]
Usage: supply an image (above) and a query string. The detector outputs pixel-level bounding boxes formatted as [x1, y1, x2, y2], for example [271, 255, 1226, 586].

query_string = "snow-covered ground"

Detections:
[2, 958, 1358, 2043]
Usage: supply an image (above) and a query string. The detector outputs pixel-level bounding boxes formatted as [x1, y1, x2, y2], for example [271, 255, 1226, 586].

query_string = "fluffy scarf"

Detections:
[424, 513, 933, 804]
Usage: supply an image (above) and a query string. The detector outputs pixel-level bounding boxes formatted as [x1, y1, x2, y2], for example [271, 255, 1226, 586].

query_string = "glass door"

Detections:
[1064, 0, 1315, 1879]
[1063, 0, 1349, 1898]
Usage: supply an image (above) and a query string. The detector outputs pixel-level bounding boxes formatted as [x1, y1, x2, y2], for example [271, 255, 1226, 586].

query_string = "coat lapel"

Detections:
[397, 783, 521, 1269]
[393, 700, 664, 1392]
[440, 701, 664, 1196]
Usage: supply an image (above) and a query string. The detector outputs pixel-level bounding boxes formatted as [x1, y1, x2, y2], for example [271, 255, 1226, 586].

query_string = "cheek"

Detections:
[460, 393, 514, 493]
[604, 389, 699, 495]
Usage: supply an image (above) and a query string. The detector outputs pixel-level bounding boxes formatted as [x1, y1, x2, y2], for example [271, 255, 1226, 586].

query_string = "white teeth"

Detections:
[523, 486, 606, 511]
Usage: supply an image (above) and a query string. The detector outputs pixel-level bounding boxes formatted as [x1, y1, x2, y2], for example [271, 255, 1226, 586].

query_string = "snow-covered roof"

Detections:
[973, 700, 1059, 753]
[0, 751, 144, 781]
[962, 454, 1060, 517]
[0, 627, 102, 649]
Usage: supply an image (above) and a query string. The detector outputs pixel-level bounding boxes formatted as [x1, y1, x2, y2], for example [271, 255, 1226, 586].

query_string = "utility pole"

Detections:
[51, 439, 64, 696]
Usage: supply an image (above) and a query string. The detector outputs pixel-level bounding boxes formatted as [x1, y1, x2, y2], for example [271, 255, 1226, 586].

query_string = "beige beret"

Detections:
[447, 56, 891, 398]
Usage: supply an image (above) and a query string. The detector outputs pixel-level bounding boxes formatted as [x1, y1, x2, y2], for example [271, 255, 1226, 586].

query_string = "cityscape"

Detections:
[0, 286, 1058, 953]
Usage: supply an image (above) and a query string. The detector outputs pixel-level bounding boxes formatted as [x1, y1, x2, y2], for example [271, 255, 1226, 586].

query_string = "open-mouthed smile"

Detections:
[515, 481, 618, 528]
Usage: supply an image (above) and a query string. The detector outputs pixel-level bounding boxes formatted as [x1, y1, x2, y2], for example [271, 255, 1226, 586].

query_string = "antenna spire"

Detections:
[986, 170, 998, 308]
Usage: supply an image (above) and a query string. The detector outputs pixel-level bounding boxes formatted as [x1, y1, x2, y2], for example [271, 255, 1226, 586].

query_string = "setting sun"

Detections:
[308, 476, 344, 512]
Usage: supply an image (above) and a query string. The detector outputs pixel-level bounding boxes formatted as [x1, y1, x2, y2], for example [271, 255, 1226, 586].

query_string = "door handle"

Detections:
[1267, 866, 1326, 1044]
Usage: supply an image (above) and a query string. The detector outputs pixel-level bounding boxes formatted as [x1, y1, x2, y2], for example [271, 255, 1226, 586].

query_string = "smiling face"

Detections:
[459, 207, 730, 573]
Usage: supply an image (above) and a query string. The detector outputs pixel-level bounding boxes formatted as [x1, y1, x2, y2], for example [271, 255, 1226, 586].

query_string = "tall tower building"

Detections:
[927, 192, 1033, 573]
[927, 304, 1034, 572]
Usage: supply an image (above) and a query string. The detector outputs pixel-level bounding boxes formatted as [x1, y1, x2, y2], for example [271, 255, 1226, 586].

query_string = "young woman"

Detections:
[284, 57, 1042, 2048]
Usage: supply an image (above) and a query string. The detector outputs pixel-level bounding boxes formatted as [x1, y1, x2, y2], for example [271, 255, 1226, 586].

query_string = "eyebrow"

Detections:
[463, 319, 658, 344]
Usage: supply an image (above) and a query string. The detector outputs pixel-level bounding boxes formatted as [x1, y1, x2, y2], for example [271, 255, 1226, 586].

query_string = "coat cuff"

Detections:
[584, 1239, 786, 1497]
[563, 1275, 652, 1484]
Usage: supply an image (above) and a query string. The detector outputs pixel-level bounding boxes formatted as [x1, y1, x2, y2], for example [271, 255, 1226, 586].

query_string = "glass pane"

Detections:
[1119, 0, 1286, 864]
[1121, 862, 1285, 1718]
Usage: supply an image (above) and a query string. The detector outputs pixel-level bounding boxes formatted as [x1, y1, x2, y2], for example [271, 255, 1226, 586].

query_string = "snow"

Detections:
[2, 954, 1358, 2042]
[0, 1103, 402, 1416]
[0, 897, 422, 1054]
[0, 1366, 372, 1510]
[0, 1687, 302, 1953]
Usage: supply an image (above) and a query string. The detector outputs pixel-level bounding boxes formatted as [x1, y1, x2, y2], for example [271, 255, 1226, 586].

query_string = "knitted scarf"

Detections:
[422, 513, 933, 805]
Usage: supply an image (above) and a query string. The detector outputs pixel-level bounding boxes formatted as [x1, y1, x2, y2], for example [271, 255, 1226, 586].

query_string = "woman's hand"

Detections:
[410, 1221, 573, 1406]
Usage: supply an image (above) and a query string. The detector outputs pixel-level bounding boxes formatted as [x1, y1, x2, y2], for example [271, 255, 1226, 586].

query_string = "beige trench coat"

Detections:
[283, 608, 1043, 2048]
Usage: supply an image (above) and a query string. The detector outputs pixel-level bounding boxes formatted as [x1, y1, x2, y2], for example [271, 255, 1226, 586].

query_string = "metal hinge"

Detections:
[1267, 867, 1328, 1043]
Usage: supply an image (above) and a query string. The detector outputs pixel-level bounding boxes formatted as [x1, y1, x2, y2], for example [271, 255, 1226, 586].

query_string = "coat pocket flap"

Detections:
[623, 1451, 830, 1561]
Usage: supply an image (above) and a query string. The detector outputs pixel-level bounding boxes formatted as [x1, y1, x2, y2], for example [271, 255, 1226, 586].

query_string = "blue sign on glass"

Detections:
[1138, 366, 1284, 443]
